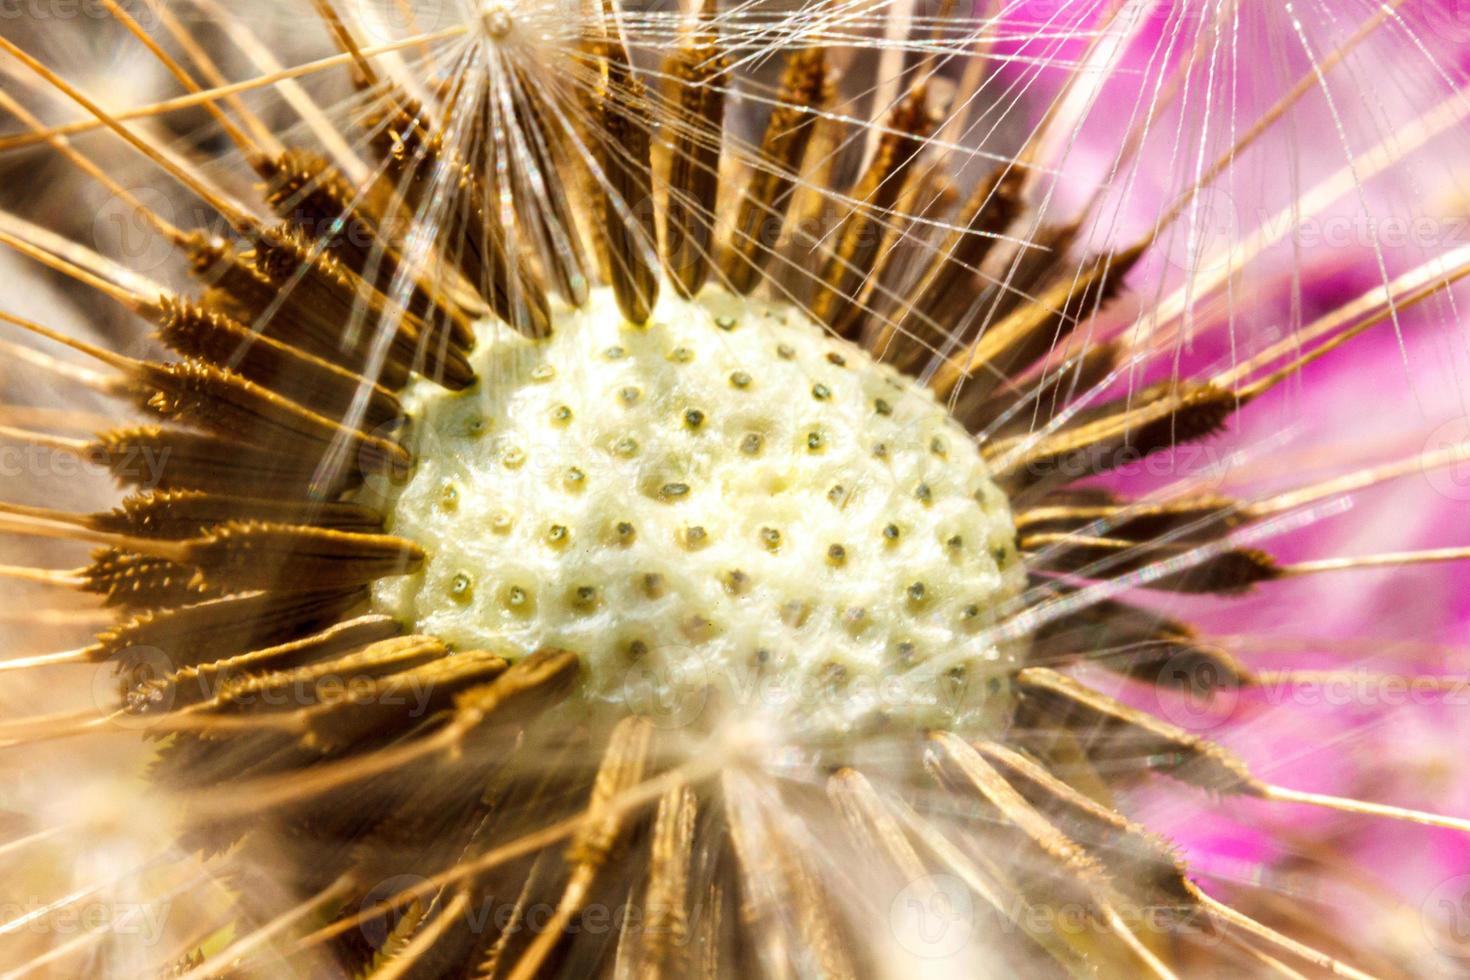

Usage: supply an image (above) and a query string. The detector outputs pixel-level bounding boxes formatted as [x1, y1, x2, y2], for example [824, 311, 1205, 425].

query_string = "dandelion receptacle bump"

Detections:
[1, 0, 1470, 976]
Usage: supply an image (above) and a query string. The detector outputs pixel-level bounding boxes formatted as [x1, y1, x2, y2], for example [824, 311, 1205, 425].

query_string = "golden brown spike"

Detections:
[1013, 667, 1264, 795]
[595, 2, 661, 325]
[175, 521, 423, 592]
[721, 47, 828, 295]
[298, 647, 511, 750]
[3, 293, 401, 466]
[955, 339, 1121, 434]
[661, 0, 727, 299]
[874, 166, 1024, 359]
[147, 295, 405, 427]
[934, 243, 1146, 400]
[259, 151, 477, 346]
[931, 732, 1111, 885]
[827, 768, 927, 883]
[505, 717, 654, 980]
[723, 769, 857, 980]
[370, 890, 472, 980]
[135, 358, 411, 474]
[1189, 891, 1377, 980]
[184, 235, 405, 392]
[1016, 489, 1244, 541]
[720, 770, 796, 975]
[474, 856, 550, 979]
[90, 588, 369, 669]
[12, 516, 412, 594]
[811, 87, 935, 336]
[505, 63, 593, 308]
[1024, 576, 1256, 689]
[91, 491, 383, 538]
[157, 635, 448, 727]
[987, 381, 1245, 494]
[444, 648, 583, 741]
[770, 826, 858, 980]
[451, 164, 556, 338]
[958, 221, 1084, 331]
[239, 226, 477, 388]
[971, 747, 1375, 977]
[930, 733, 1179, 979]
[4, 273, 408, 450]
[261, 150, 380, 256]
[79, 548, 220, 609]
[87, 426, 355, 496]
[161, 615, 403, 710]
[970, 740, 1198, 906]
[371, 95, 554, 338]
[1021, 533, 1281, 595]
[637, 784, 698, 978]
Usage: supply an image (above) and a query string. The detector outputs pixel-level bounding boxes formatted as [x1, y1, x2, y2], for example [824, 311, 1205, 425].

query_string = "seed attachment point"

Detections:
[480, 1, 514, 38]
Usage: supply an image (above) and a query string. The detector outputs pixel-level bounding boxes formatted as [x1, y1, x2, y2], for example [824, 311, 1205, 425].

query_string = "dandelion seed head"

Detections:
[366, 282, 1024, 732]
[3, 0, 1470, 973]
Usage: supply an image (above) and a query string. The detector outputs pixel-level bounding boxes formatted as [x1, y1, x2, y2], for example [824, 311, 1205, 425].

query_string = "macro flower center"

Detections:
[364, 283, 1026, 733]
